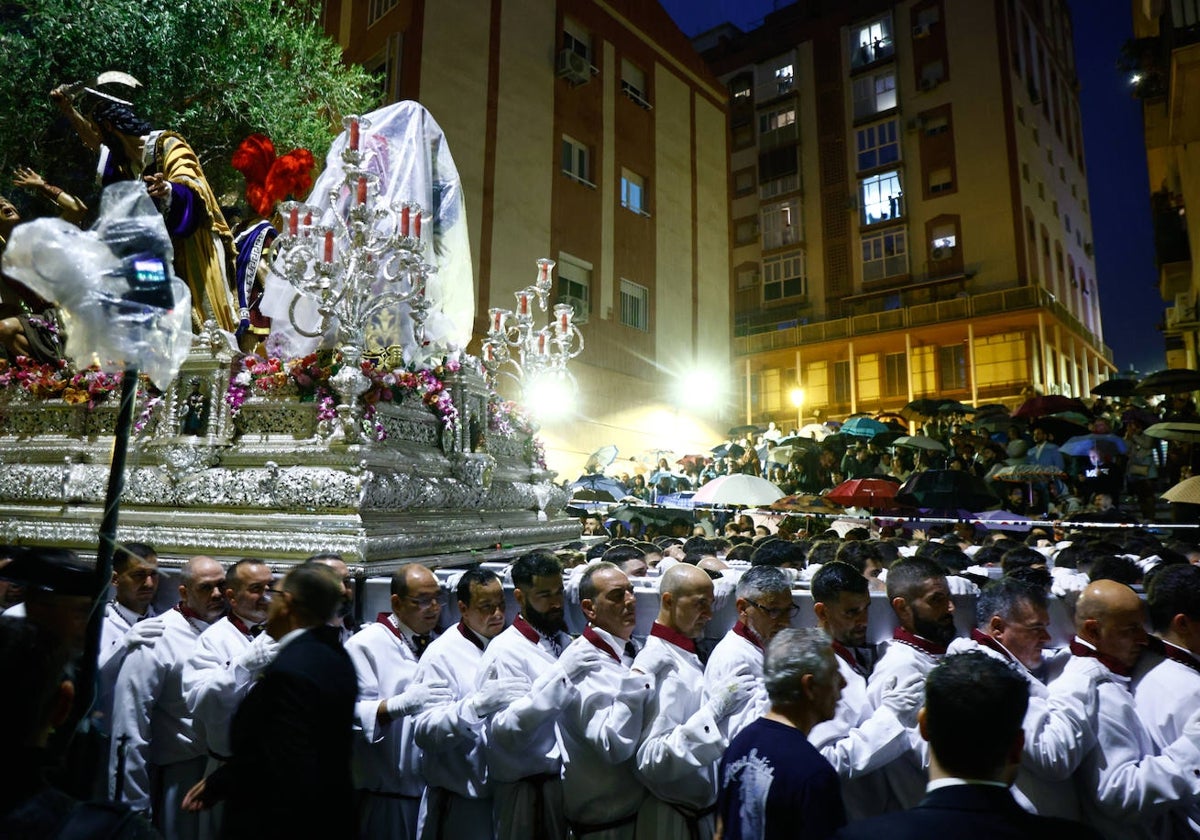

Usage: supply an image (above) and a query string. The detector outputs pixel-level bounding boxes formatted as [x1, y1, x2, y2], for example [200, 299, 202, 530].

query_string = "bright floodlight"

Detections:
[524, 370, 574, 422]
[680, 368, 718, 398]
[789, 387, 805, 408]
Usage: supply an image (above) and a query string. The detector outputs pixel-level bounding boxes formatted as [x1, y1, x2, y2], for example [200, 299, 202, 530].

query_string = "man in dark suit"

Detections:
[182, 562, 356, 838]
[835, 652, 1102, 840]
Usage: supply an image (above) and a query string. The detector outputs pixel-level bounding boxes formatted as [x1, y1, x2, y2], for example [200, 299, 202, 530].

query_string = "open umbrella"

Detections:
[842, 416, 889, 438]
[895, 469, 999, 511]
[607, 503, 683, 525]
[1012, 395, 1090, 419]
[1146, 422, 1200, 443]
[583, 445, 619, 473]
[692, 474, 784, 506]
[1163, 476, 1200, 504]
[1121, 408, 1160, 428]
[826, 477, 900, 509]
[1059, 433, 1128, 457]
[570, 488, 621, 503]
[894, 434, 948, 452]
[571, 473, 628, 498]
[728, 424, 763, 437]
[796, 423, 831, 441]
[654, 491, 697, 510]
[974, 413, 1018, 433]
[990, 464, 1066, 482]
[767, 445, 803, 465]
[875, 412, 909, 428]
[901, 398, 943, 419]
[974, 403, 1011, 416]
[1136, 368, 1200, 395]
[1092, 378, 1139, 398]
[676, 454, 708, 472]
[972, 509, 1035, 532]
[712, 442, 747, 459]
[937, 399, 975, 415]
[1029, 415, 1087, 443]
[768, 494, 844, 514]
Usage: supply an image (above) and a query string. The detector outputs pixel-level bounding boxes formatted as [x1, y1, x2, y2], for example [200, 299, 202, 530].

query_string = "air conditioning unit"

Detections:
[556, 49, 591, 86]
[1175, 292, 1196, 324]
[905, 116, 925, 132]
[931, 245, 954, 261]
[559, 295, 589, 324]
[912, 22, 932, 38]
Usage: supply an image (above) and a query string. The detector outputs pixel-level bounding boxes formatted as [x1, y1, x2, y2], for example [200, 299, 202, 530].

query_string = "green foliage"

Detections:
[0, 0, 379, 212]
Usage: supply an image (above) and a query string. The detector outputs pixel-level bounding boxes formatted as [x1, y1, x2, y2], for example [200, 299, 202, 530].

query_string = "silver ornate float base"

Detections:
[0, 341, 576, 572]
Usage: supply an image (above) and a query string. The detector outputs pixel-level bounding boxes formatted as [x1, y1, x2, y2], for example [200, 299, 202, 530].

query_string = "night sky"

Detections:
[659, 0, 1164, 376]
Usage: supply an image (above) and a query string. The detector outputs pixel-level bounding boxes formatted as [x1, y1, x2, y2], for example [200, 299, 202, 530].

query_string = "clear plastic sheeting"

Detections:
[261, 100, 475, 364]
[1, 182, 192, 389]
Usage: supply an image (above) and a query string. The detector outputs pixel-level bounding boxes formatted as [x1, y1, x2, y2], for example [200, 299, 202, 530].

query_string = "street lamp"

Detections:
[789, 387, 804, 432]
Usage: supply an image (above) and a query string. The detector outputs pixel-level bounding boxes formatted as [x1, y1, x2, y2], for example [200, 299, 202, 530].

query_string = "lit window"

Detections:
[855, 119, 899, 171]
[862, 228, 908, 282]
[850, 14, 894, 69]
[619, 279, 649, 331]
[561, 135, 592, 186]
[860, 171, 903, 225]
[730, 73, 752, 100]
[761, 199, 801, 250]
[757, 54, 795, 99]
[852, 70, 897, 119]
[759, 106, 796, 134]
[763, 251, 807, 301]
[620, 169, 646, 214]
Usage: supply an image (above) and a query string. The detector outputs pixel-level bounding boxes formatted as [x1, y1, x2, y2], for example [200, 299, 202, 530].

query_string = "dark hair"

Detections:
[113, 541, 156, 574]
[511, 550, 562, 589]
[750, 538, 807, 568]
[725, 543, 756, 564]
[835, 540, 882, 573]
[227, 557, 269, 591]
[972, 544, 1006, 567]
[1088, 555, 1142, 586]
[885, 556, 945, 602]
[811, 561, 869, 603]
[975, 577, 1046, 628]
[925, 652, 1029, 778]
[602, 544, 645, 567]
[931, 544, 971, 573]
[806, 539, 841, 567]
[1146, 563, 1200, 633]
[92, 100, 153, 136]
[585, 541, 611, 561]
[305, 552, 345, 564]
[456, 568, 501, 607]
[282, 563, 343, 625]
[1000, 546, 1046, 573]
[683, 536, 716, 556]
[843, 527, 870, 541]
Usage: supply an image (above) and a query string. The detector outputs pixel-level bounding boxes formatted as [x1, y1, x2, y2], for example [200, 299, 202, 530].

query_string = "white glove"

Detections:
[945, 575, 979, 596]
[707, 670, 757, 721]
[385, 680, 454, 717]
[880, 672, 924, 727]
[557, 644, 607, 683]
[234, 636, 279, 675]
[469, 675, 530, 717]
[123, 617, 164, 651]
[1182, 707, 1200, 740]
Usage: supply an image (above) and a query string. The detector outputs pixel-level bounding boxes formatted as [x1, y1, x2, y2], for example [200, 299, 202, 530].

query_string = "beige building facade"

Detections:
[320, 0, 732, 477]
[700, 0, 1113, 429]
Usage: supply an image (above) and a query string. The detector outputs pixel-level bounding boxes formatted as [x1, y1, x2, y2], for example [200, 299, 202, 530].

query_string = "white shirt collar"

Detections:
[926, 777, 1009, 793]
[276, 627, 308, 652]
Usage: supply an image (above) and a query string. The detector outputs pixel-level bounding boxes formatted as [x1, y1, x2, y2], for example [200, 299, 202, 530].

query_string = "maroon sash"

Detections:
[651, 621, 696, 654]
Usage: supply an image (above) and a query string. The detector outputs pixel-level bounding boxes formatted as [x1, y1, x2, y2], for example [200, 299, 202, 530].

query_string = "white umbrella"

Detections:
[893, 434, 947, 452]
[1146, 422, 1200, 443]
[691, 474, 784, 507]
[1163, 475, 1200, 504]
[798, 423, 830, 441]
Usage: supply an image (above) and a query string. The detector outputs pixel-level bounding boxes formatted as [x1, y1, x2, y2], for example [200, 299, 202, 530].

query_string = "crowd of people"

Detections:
[3, 515, 1200, 839]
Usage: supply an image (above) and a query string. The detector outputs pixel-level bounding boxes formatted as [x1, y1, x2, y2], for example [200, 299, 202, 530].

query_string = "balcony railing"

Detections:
[734, 285, 1113, 362]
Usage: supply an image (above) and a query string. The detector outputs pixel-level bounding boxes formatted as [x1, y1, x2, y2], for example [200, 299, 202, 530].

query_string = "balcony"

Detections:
[1152, 189, 1191, 269]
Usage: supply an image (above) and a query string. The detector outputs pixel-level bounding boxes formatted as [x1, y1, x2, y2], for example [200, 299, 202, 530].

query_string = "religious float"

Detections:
[0, 102, 581, 572]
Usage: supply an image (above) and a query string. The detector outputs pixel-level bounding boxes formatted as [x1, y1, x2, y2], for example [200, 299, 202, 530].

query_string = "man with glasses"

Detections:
[703, 565, 798, 739]
[109, 555, 226, 840]
[945, 576, 1093, 820]
[412, 568, 528, 840]
[346, 562, 454, 838]
[809, 561, 923, 821]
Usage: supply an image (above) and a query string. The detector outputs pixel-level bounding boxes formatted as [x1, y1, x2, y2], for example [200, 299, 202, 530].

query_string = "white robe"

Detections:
[412, 624, 492, 840]
[864, 638, 940, 811]
[1055, 651, 1200, 840]
[108, 606, 209, 839]
[1132, 641, 1200, 836]
[559, 629, 654, 839]
[476, 621, 573, 840]
[180, 615, 259, 759]
[807, 651, 908, 821]
[633, 634, 723, 840]
[946, 636, 1090, 820]
[701, 627, 768, 741]
[95, 601, 156, 734]
[345, 621, 429, 840]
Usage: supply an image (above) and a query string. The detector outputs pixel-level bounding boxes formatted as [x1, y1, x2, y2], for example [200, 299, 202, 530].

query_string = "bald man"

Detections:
[109, 555, 226, 840]
[633, 564, 755, 840]
[1053, 579, 1200, 839]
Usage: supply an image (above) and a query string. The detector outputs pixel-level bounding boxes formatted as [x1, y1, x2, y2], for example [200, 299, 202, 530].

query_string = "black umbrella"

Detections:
[937, 399, 975, 415]
[571, 474, 628, 497]
[712, 442, 747, 459]
[895, 469, 1000, 511]
[1136, 368, 1200, 395]
[974, 403, 1010, 416]
[1091, 378, 1138, 398]
[1029, 415, 1087, 443]
[728, 424, 763, 437]
[901, 398, 943, 419]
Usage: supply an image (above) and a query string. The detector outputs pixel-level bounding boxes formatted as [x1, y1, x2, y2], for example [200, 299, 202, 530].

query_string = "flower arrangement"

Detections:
[227, 351, 463, 439]
[0, 356, 124, 408]
[489, 396, 546, 470]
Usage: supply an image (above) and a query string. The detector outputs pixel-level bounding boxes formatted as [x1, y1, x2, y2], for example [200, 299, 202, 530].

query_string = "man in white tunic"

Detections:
[633, 563, 755, 840]
[345, 562, 453, 839]
[412, 568, 527, 840]
[559, 562, 657, 839]
[1055, 579, 1200, 840]
[1133, 564, 1200, 836]
[95, 542, 162, 735]
[808, 561, 922, 821]
[945, 576, 1094, 819]
[108, 555, 226, 840]
[478, 550, 604, 840]
[864, 556, 958, 812]
[702, 565, 797, 740]
[182, 558, 278, 760]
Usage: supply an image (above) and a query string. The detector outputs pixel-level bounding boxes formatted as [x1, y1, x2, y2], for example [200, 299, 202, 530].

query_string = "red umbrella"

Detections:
[1011, 395, 1090, 420]
[826, 477, 900, 510]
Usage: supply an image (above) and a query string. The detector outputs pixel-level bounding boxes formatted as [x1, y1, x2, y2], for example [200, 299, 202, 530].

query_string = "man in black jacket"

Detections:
[834, 652, 1101, 840]
[182, 562, 356, 838]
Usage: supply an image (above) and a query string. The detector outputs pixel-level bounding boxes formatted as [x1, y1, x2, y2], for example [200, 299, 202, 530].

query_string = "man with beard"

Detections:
[310, 553, 359, 643]
[96, 543, 163, 737]
[808, 562, 923, 820]
[634, 563, 756, 840]
[703, 565, 798, 740]
[182, 559, 278, 761]
[51, 87, 237, 334]
[865, 557, 959, 811]
[109, 555, 226, 840]
[345, 563, 454, 839]
[558, 562, 657, 839]
[478, 550, 605, 840]
[412, 569, 528, 840]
